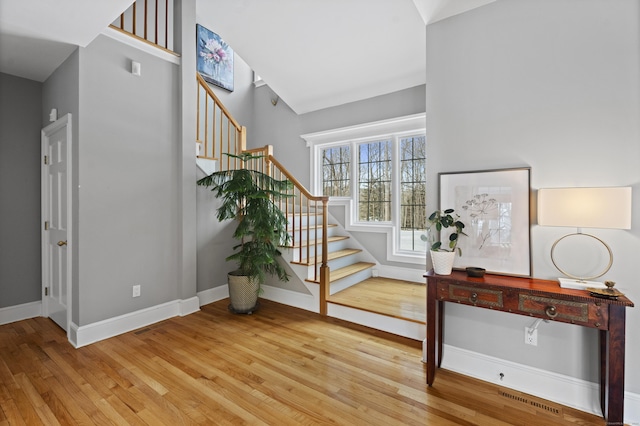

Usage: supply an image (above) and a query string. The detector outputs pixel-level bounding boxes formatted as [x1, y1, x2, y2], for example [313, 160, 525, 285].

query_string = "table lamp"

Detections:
[537, 187, 632, 289]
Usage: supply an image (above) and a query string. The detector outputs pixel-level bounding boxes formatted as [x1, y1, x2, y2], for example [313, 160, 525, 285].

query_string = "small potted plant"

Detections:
[197, 152, 293, 313]
[421, 208, 467, 275]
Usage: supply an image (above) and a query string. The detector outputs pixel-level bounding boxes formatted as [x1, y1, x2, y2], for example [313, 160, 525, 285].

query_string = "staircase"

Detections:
[283, 207, 375, 295]
[193, 77, 424, 340]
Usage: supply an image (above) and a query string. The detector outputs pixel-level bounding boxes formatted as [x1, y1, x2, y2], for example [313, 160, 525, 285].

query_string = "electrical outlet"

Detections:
[132, 285, 141, 297]
[524, 327, 538, 346]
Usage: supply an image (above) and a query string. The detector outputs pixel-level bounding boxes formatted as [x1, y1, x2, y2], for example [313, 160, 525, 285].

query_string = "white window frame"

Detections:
[302, 113, 426, 264]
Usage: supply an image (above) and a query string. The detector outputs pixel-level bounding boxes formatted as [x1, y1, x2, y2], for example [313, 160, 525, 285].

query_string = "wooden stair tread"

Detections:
[292, 248, 362, 266]
[330, 262, 375, 282]
[304, 261, 375, 284]
[327, 277, 426, 323]
[288, 235, 348, 248]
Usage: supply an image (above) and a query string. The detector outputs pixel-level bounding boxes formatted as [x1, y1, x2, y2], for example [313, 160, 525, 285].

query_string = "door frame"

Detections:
[41, 113, 73, 337]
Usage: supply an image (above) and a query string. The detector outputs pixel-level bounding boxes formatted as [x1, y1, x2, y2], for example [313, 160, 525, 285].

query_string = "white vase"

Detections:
[430, 250, 456, 275]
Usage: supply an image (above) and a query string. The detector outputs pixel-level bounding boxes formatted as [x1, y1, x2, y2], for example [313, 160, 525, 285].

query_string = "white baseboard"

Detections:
[624, 392, 640, 425]
[432, 344, 640, 424]
[0, 301, 42, 325]
[260, 285, 319, 313]
[197, 284, 318, 313]
[197, 285, 229, 306]
[377, 265, 426, 283]
[179, 296, 200, 316]
[328, 303, 425, 341]
[72, 299, 191, 348]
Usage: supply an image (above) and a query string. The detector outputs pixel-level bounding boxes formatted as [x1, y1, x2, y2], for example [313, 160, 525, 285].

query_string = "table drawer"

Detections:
[439, 282, 504, 309]
[517, 294, 608, 328]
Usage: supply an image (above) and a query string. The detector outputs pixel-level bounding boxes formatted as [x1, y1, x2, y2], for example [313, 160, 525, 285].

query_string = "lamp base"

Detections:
[558, 278, 607, 290]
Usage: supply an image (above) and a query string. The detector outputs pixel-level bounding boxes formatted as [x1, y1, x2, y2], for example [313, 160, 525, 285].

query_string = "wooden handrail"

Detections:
[196, 74, 242, 130]
[108, 25, 178, 57]
[196, 73, 246, 167]
[268, 155, 328, 202]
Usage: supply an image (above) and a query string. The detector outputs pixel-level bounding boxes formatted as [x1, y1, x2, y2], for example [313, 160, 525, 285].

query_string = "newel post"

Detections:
[319, 198, 330, 315]
[238, 126, 247, 153]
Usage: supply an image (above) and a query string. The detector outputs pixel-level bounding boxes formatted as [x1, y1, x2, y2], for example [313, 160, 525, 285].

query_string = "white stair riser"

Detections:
[287, 226, 337, 242]
[330, 269, 372, 294]
[328, 255, 362, 272]
[293, 239, 349, 261]
[303, 254, 361, 278]
[287, 215, 324, 228]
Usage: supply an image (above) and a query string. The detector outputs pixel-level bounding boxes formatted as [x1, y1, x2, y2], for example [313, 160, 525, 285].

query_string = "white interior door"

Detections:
[42, 114, 72, 332]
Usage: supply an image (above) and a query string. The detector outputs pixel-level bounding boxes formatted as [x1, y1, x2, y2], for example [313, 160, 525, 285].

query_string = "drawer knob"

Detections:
[469, 292, 478, 303]
[545, 305, 558, 319]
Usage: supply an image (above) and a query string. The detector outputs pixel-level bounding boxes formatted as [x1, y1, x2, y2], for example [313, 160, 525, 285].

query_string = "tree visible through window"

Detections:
[400, 136, 426, 251]
[322, 146, 350, 197]
[358, 140, 392, 222]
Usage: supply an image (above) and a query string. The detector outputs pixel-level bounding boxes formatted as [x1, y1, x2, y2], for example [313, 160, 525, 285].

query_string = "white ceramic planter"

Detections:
[430, 250, 456, 275]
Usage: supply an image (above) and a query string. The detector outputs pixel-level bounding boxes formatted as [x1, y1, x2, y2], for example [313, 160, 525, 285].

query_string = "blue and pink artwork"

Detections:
[197, 24, 234, 92]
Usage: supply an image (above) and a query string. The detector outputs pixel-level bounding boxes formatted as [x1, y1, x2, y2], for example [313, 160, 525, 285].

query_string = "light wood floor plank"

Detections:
[329, 277, 426, 323]
[0, 300, 607, 425]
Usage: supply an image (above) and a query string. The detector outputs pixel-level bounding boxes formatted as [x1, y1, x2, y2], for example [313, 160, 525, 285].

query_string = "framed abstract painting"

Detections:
[196, 24, 234, 92]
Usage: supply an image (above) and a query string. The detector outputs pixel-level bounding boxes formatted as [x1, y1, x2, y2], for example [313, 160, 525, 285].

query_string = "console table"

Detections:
[425, 270, 634, 425]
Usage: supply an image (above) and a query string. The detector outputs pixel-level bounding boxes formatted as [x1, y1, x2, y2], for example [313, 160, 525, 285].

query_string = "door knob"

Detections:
[57, 240, 67, 247]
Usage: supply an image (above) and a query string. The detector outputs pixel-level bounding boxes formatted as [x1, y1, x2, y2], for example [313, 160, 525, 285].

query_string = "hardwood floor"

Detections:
[0, 299, 606, 425]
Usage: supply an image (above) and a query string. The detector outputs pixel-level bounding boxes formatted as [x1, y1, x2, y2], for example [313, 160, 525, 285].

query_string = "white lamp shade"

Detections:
[538, 187, 631, 229]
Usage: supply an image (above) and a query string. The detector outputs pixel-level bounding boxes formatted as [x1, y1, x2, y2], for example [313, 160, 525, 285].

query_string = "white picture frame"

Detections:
[439, 167, 532, 277]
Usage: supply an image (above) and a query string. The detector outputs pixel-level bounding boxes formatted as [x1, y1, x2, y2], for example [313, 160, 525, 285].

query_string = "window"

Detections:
[400, 136, 426, 251]
[303, 114, 427, 263]
[322, 145, 350, 197]
[358, 140, 392, 222]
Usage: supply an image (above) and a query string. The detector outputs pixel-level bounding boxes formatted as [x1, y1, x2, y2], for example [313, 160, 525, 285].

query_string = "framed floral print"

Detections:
[439, 167, 532, 277]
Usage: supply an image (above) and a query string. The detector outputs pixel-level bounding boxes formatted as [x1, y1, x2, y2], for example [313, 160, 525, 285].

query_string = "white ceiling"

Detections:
[197, 0, 494, 113]
[0, 0, 134, 82]
[0, 0, 494, 113]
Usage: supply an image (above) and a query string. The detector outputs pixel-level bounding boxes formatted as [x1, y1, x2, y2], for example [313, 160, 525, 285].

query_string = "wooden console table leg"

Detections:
[599, 328, 606, 418]
[437, 301, 444, 368]
[426, 280, 437, 386]
[601, 305, 626, 425]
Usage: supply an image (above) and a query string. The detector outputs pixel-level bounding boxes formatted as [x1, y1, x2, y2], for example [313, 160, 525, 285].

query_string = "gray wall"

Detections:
[0, 73, 43, 308]
[73, 35, 181, 325]
[426, 0, 640, 388]
[42, 49, 80, 322]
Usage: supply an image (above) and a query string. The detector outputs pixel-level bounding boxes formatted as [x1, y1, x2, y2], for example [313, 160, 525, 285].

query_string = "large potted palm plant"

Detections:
[197, 153, 293, 313]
